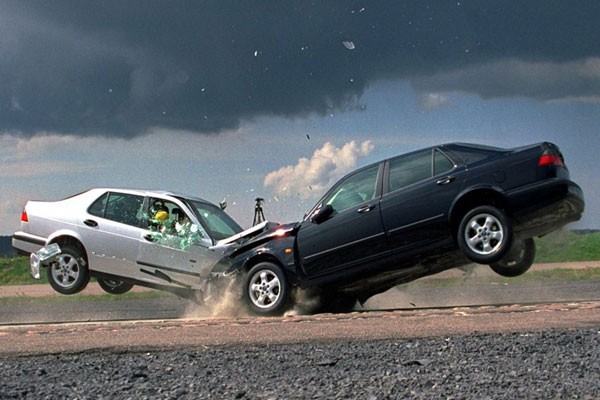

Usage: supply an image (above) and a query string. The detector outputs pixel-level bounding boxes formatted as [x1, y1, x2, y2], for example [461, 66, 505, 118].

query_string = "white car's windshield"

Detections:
[186, 200, 243, 241]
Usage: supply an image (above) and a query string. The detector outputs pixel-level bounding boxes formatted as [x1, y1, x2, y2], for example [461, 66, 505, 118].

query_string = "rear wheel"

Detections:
[47, 245, 90, 295]
[97, 278, 134, 294]
[243, 262, 291, 316]
[490, 238, 536, 277]
[457, 205, 513, 264]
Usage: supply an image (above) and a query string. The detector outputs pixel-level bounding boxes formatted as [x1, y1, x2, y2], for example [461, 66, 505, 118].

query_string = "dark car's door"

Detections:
[380, 148, 465, 252]
[296, 163, 389, 279]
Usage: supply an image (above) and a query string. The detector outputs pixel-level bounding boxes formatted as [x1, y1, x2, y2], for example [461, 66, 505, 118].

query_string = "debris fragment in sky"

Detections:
[342, 41, 355, 50]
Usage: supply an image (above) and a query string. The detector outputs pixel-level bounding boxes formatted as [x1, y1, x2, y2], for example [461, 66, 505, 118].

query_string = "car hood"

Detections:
[211, 220, 298, 251]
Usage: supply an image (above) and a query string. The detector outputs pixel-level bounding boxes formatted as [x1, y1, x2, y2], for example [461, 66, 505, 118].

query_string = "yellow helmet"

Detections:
[154, 210, 169, 221]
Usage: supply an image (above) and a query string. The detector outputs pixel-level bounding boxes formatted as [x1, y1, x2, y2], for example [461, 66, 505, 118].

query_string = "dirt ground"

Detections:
[2, 261, 598, 298]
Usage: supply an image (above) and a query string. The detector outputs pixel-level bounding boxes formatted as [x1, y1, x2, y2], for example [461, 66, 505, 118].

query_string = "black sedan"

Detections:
[217, 141, 584, 315]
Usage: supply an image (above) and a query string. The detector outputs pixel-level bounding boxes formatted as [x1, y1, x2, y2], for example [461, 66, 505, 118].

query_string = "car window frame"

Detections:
[143, 195, 212, 245]
[87, 190, 145, 228]
[382, 147, 457, 195]
[304, 162, 384, 220]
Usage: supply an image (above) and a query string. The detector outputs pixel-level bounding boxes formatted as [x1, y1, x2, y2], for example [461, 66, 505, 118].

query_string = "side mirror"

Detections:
[310, 204, 334, 224]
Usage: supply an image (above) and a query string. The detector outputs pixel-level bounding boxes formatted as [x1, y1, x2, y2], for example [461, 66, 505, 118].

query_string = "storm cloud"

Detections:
[2, 1, 600, 137]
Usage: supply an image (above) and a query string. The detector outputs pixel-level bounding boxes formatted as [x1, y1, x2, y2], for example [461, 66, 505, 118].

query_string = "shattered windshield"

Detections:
[186, 200, 243, 241]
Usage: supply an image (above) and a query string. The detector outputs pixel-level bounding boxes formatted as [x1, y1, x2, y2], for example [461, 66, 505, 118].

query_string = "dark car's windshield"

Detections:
[186, 200, 243, 241]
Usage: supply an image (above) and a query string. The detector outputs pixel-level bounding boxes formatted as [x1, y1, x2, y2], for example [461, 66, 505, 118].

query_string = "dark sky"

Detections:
[2, 0, 600, 137]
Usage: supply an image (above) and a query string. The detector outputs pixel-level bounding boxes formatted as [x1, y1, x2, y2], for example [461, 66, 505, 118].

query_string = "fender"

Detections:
[47, 228, 85, 247]
[226, 235, 297, 277]
[448, 183, 507, 221]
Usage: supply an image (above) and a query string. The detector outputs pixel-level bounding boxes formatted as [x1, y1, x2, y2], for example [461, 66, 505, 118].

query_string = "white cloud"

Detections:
[263, 140, 374, 200]
[419, 93, 452, 110]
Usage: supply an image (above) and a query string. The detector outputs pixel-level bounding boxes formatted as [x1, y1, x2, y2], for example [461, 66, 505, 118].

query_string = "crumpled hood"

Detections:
[212, 220, 298, 251]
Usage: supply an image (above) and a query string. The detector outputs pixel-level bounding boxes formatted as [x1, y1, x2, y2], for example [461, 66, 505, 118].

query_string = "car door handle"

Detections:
[357, 204, 375, 213]
[83, 219, 98, 227]
[143, 234, 156, 242]
[436, 176, 455, 185]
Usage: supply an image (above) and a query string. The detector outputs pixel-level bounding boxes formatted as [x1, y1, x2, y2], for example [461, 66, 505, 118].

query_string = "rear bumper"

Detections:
[12, 231, 47, 256]
[506, 179, 584, 238]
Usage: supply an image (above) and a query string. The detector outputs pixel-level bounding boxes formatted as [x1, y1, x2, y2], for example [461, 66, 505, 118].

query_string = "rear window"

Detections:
[88, 192, 144, 227]
[448, 144, 500, 165]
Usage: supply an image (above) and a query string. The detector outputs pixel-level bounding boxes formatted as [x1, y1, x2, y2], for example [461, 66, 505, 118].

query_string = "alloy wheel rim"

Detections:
[248, 269, 281, 309]
[51, 255, 80, 288]
[464, 213, 504, 255]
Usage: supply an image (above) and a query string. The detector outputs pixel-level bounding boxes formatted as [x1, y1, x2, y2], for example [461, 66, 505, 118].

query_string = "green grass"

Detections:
[0, 257, 47, 285]
[1, 230, 598, 286]
[534, 230, 600, 263]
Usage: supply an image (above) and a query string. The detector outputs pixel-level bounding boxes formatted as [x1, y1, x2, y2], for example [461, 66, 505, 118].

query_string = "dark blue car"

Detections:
[221, 142, 584, 315]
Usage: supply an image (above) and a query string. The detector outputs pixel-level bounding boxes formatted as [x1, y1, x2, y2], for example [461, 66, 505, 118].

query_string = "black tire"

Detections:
[97, 278, 134, 294]
[490, 238, 536, 277]
[243, 262, 291, 316]
[47, 245, 90, 295]
[457, 205, 513, 264]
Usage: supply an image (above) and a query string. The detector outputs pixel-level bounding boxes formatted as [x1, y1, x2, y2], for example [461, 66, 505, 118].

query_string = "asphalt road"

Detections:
[1, 267, 599, 399]
[0, 262, 597, 350]
[2, 272, 599, 325]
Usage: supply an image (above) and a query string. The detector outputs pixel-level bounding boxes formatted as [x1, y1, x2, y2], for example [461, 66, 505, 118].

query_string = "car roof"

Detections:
[86, 188, 213, 205]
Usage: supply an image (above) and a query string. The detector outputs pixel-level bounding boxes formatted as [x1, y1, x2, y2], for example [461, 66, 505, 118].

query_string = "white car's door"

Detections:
[136, 197, 217, 290]
[79, 191, 145, 278]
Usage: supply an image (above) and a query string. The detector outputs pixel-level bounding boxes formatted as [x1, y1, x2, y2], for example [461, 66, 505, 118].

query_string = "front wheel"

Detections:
[47, 245, 90, 295]
[457, 205, 513, 264]
[243, 262, 291, 316]
[490, 238, 536, 277]
[97, 278, 134, 294]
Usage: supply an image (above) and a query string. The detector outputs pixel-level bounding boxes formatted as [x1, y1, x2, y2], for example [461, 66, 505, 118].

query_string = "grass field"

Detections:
[1, 230, 599, 286]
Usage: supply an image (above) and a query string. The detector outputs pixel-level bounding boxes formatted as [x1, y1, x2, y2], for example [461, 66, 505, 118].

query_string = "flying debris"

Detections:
[342, 41, 355, 50]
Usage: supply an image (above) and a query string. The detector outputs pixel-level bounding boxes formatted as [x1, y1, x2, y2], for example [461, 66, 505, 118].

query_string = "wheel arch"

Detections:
[243, 253, 286, 274]
[47, 231, 89, 265]
[449, 187, 509, 241]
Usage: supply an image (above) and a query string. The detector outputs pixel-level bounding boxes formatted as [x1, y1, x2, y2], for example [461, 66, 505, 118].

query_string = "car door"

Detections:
[296, 163, 389, 279]
[136, 197, 216, 289]
[380, 148, 465, 252]
[79, 191, 145, 277]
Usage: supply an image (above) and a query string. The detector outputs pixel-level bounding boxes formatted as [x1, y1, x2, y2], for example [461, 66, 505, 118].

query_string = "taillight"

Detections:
[538, 153, 564, 167]
[21, 209, 28, 222]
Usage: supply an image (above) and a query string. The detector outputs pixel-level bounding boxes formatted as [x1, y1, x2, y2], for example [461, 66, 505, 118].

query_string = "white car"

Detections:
[12, 188, 253, 297]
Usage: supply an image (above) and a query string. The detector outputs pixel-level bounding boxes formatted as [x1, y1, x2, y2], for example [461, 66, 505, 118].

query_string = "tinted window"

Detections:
[434, 150, 454, 175]
[88, 192, 108, 217]
[388, 150, 432, 192]
[103, 193, 144, 226]
[449, 147, 492, 165]
[325, 164, 379, 212]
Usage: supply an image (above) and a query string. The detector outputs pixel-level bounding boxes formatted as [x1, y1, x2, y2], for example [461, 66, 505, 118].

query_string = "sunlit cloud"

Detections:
[419, 93, 452, 110]
[264, 140, 374, 200]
